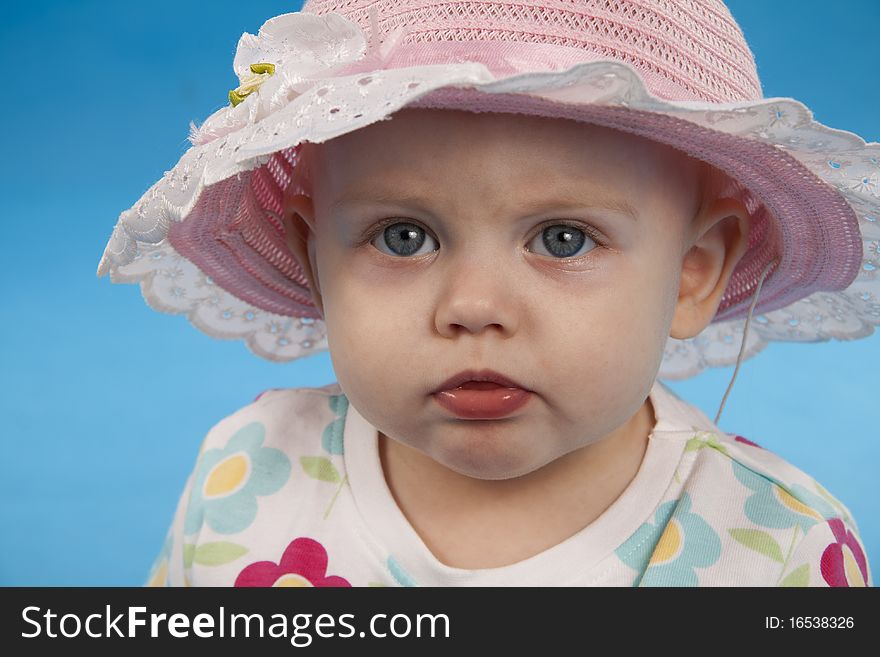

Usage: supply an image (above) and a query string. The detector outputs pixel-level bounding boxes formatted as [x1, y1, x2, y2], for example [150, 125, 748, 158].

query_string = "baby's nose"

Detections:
[432, 255, 520, 338]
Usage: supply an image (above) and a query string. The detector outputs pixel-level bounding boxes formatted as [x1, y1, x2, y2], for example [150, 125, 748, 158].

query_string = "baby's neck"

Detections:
[377, 397, 655, 569]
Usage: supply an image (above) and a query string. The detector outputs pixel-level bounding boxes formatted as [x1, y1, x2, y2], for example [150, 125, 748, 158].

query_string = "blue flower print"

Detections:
[185, 421, 291, 535]
[298, 393, 350, 520]
[617, 493, 721, 586]
[731, 461, 836, 533]
[387, 556, 418, 587]
[322, 394, 348, 455]
[616, 501, 675, 576]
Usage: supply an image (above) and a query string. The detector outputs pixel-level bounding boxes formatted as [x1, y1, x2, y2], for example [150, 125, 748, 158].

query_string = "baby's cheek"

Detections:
[325, 298, 412, 406]
[551, 302, 659, 406]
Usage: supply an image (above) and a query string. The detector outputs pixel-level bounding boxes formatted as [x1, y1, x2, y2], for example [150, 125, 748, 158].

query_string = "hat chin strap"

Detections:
[713, 258, 779, 425]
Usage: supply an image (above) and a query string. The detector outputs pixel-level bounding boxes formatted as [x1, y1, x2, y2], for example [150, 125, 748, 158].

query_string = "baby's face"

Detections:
[286, 109, 706, 479]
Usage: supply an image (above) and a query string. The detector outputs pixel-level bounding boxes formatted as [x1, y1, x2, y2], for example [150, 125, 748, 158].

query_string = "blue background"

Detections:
[1, 0, 877, 585]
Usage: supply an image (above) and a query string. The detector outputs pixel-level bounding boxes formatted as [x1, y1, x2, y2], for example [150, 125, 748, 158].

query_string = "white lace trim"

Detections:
[96, 12, 880, 379]
[111, 241, 328, 362]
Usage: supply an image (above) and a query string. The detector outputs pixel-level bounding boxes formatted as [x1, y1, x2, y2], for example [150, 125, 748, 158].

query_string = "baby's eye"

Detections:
[526, 224, 597, 258]
[371, 221, 439, 257]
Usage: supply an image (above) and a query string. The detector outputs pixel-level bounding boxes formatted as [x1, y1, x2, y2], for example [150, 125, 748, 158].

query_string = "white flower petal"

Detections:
[233, 12, 366, 81]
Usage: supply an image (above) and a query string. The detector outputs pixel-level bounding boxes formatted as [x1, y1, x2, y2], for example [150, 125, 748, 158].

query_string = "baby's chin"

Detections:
[438, 456, 560, 481]
[424, 430, 569, 481]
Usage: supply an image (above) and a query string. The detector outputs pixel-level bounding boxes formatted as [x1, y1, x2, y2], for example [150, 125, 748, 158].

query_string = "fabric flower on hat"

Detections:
[185, 421, 291, 535]
[190, 12, 369, 146]
[234, 537, 351, 587]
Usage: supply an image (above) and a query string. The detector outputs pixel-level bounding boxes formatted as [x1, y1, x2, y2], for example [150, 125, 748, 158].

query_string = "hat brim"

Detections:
[96, 59, 880, 379]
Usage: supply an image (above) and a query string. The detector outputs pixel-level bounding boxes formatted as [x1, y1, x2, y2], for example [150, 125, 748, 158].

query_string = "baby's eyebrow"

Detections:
[328, 187, 640, 221]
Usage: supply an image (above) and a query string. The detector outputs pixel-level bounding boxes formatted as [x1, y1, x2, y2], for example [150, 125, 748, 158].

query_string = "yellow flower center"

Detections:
[774, 486, 822, 520]
[204, 452, 250, 499]
[649, 520, 683, 565]
[229, 62, 277, 107]
[842, 544, 866, 587]
[273, 574, 313, 587]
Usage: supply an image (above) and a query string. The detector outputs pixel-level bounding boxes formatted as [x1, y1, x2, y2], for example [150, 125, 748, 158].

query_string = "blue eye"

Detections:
[371, 221, 439, 257]
[527, 224, 596, 258]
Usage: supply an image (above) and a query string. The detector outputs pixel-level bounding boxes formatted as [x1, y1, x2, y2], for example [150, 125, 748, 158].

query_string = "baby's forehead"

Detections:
[313, 108, 683, 164]
[300, 109, 704, 216]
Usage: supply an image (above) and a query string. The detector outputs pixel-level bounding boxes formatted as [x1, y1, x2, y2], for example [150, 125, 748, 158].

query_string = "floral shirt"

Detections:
[146, 380, 871, 587]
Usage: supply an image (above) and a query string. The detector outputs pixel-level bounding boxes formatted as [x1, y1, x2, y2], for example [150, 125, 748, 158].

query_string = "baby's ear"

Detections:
[669, 198, 750, 339]
[281, 191, 324, 319]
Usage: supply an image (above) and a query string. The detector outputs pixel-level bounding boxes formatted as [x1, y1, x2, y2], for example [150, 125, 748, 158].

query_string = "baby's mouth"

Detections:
[432, 382, 531, 419]
[454, 381, 509, 390]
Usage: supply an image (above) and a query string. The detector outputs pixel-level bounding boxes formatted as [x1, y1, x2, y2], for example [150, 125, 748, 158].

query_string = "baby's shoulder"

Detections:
[682, 428, 857, 529]
[654, 383, 854, 525]
[668, 429, 871, 586]
[195, 382, 348, 456]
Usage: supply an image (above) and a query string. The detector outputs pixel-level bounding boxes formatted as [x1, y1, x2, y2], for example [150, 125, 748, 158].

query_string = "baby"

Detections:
[98, 0, 875, 587]
[281, 109, 743, 569]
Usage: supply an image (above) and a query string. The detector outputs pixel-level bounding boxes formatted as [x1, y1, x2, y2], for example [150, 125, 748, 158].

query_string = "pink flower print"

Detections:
[733, 435, 764, 449]
[234, 537, 351, 587]
[820, 519, 869, 587]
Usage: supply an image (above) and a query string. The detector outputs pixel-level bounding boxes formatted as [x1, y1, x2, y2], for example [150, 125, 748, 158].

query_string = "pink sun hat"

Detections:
[95, 0, 880, 380]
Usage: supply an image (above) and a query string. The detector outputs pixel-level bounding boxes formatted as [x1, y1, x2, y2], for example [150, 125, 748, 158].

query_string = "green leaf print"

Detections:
[323, 474, 349, 521]
[778, 564, 810, 587]
[685, 432, 729, 457]
[183, 543, 196, 569]
[192, 542, 249, 566]
[684, 437, 702, 452]
[300, 456, 342, 483]
[728, 528, 784, 563]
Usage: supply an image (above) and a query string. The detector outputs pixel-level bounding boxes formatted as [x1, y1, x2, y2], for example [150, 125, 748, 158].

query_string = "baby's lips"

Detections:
[432, 368, 529, 394]
[433, 386, 532, 420]
[453, 381, 515, 391]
